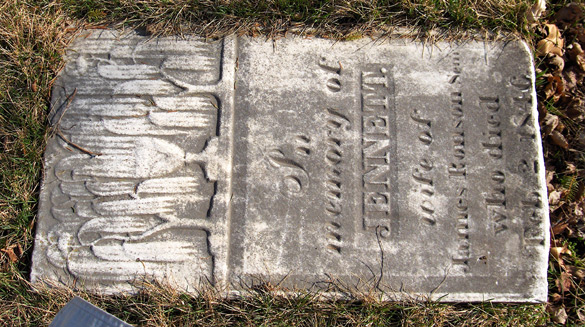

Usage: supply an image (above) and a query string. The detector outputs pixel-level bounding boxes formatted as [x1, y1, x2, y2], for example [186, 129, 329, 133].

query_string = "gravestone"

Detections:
[31, 30, 549, 302]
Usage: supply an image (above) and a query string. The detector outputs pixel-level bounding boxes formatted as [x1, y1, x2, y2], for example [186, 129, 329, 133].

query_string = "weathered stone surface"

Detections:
[31, 30, 549, 302]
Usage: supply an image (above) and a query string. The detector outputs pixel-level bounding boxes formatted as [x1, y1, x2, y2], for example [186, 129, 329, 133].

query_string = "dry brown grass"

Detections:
[0, 1, 72, 273]
[0, 0, 579, 325]
[55, 0, 531, 38]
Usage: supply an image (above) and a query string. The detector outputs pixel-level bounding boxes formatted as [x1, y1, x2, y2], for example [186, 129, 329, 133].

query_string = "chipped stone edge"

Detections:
[522, 39, 550, 304]
[31, 276, 546, 303]
[226, 290, 546, 304]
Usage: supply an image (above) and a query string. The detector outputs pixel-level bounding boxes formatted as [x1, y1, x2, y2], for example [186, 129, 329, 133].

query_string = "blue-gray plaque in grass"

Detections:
[50, 297, 131, 327]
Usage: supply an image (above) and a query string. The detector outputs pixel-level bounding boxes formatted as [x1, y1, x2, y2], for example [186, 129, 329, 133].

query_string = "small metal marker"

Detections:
[50, 297, 131, 327]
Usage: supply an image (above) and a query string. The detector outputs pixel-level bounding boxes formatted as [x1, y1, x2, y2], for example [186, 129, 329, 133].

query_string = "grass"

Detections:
[0, 0, 582, 325]
[0, 281, 550, 325]
[55, 0, 531, 38]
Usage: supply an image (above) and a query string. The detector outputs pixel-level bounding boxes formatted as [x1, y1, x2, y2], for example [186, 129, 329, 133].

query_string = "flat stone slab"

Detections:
[31, 30, 550, 302]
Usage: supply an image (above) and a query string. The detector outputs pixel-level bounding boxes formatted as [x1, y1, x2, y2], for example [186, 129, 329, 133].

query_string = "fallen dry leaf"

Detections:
[557, 120, 566, 132]
[552, 221, 568, 234]
[544, 75, 565, 101]
[566, 98, 585, 120]
[565, 163, 577, 174]
[577, 183, 585, 202]
[548, 54, 565, 75]
[577, 26, 585, 45]
[543, 113, 559, 136]
[552, 239, 564, 247]
[538, 39, 564, 57]
[562, 68, 579, 91]
[527, 0, 546, 24]
[550, 190, 562, 206]
[577, 306, 585, 322]
[551, 305, 568, 325]
[551, 130, 570, 149]
[578, 130, 585, 148]
[1, 247, 17, 263]
[537, 24, 564, 57]
[547, 169, 555, 183]
[557, 272, 573, 293]
[568, 42, 584, 61]
[551, 245, 572, 261]
[538, 101, 548, 121]
[572, 202, 583, 216]
[575, 54, 585, 72]
[555, 2, 583, 27]
[550, 293, 563, 303]
[551, 247, 564, 262]
[547, 170, 555, 191]
[567, 265, 585, 279]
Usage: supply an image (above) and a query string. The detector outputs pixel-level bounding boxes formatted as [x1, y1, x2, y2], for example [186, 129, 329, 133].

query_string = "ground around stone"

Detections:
[0, 0, 584, 325]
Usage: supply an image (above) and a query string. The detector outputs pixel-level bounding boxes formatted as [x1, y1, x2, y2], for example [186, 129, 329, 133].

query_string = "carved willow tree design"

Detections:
[46, 34, 223, 286]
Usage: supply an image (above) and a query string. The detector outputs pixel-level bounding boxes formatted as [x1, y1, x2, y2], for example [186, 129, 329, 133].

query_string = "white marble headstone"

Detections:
[31, 30, 549, 302]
